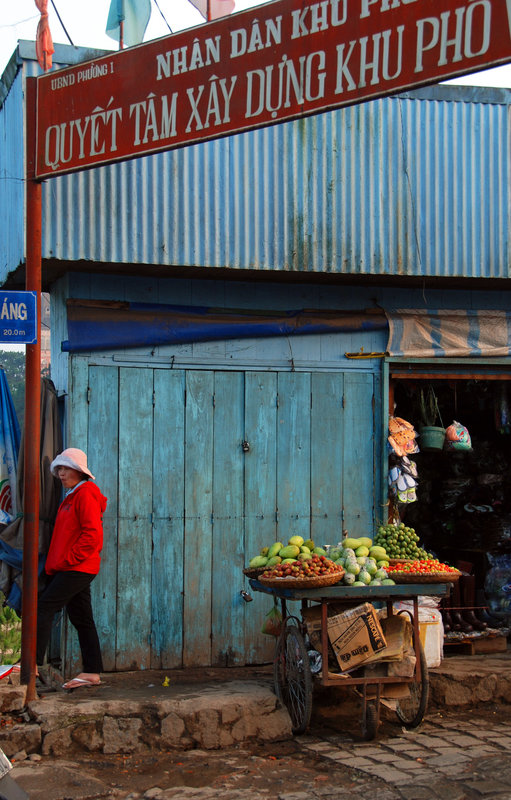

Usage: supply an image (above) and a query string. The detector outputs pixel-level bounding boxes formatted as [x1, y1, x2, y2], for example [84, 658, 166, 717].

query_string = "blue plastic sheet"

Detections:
[62, 300, 388, 352]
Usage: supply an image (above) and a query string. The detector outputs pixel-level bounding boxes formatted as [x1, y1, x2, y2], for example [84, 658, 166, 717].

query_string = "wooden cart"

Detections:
[249, 579, 449, 740]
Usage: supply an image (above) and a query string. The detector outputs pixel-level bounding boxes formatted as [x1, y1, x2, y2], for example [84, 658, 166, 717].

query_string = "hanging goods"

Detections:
[444, 420, 472, 451]
[418, 387, 445, 451]
[261, 604, 283, 637]
[388, 417, 419, 457]
[388, 457, 418, 504]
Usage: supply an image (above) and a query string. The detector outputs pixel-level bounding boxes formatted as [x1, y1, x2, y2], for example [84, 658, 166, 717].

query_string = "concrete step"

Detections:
[1, 652, 510, 757]
[0, 675, 291, 758]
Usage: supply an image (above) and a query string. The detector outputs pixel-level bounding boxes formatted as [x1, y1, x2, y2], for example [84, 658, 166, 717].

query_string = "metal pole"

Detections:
[21, 78, 41, 703]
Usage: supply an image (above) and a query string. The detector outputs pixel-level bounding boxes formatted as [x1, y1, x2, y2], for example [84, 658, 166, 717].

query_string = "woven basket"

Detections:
[388, 558, 415, 565]
[243, 567, 267, 579]
[389, 570, 461, 584]
[258, 569, 344, 589]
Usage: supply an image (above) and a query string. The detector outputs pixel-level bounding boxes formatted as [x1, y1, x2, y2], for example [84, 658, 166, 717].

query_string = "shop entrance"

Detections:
[389, 363, 511, 643]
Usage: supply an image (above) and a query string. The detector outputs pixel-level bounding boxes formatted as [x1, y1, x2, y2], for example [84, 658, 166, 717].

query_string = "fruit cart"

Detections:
[249, 579, 450, 740]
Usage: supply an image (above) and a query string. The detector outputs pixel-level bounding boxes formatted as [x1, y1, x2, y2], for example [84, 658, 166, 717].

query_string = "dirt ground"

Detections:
[12, 715, 406, 800]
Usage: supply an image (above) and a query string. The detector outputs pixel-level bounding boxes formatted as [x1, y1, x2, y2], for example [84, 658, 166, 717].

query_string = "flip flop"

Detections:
[11, 664, 40, 677]
[62, 677, 101, 691]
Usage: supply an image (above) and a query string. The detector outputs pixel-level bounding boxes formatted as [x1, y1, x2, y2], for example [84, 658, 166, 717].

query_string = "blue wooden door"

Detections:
[72, 364, 380, 670]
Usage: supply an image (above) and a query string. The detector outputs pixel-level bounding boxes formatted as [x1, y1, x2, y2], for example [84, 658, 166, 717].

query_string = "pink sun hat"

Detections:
[50, 448, 95, 480]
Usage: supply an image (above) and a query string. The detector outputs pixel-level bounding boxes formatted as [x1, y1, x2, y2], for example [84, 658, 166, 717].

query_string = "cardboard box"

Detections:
[327, 603, 387, 671]
[362, 613, 412, 665]
[302, 604, 345, 651]
[303, 603, 387, 672]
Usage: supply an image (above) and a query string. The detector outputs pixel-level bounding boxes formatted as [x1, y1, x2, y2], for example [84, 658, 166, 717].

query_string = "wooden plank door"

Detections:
[76, 363, 380, 671]
[116, 367, 153, 669]
[243, 372, 277, 664]
[151, 369, 186, 669]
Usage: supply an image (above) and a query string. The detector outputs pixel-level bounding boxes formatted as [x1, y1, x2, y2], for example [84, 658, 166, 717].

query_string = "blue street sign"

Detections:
[0, 292, 37, 344]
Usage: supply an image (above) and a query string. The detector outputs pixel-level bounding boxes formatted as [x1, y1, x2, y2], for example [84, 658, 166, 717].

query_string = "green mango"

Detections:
[249, 555, 268, 568]
[266, 555, 282, 566]
[288, 535, 305, 547]
[342, 537, 361, 550]
[304, 539, 315, 551]
[279, 544, 301, 559]
[268, 542, 283, 558]
[313, 547, 327, 556]
[358, 537, 373, 548]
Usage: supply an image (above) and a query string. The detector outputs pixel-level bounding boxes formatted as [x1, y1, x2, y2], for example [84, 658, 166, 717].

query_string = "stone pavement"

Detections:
[300, 708, 511, 800]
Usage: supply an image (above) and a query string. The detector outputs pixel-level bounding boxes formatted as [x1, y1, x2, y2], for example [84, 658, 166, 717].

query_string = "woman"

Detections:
[37, 447, 107, 690]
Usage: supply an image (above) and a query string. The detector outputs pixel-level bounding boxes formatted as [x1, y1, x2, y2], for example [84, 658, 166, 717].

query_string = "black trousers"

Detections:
[36, 571, 103, 673]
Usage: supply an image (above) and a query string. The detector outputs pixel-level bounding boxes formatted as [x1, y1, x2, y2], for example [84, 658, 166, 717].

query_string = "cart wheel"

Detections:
[361, 700, 379, 740]
[396, 637, 429, 729]
[273, 621, 313, 735]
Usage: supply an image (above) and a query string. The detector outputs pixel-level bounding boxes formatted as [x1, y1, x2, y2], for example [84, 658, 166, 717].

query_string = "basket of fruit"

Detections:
[385, 559, 461, 583]
[243, 567, 267, 579]
[244, 536, 332, 581]
[258, 555, 345, 588]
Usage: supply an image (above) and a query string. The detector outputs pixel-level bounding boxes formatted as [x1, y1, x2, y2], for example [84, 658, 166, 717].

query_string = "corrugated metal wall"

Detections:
[1, 45, 510, 282]
[41, 87, 510, 280]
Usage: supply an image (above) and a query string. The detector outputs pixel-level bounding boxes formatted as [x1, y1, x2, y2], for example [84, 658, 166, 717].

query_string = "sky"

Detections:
[1, 0, 511, 86]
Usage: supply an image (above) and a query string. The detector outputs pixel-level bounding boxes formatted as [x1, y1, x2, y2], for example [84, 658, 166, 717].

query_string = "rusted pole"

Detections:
[21, 77, 41, 703]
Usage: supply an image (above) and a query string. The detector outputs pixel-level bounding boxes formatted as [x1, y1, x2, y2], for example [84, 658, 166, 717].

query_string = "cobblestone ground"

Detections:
[300, 707, 511, 800]
[10, 707, 511, 800]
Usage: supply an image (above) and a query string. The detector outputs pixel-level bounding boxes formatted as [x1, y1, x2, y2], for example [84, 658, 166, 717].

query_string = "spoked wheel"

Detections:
[396, 637, 429, 728]
[362, 700, 379, 741]
[273, 620, 313, 734]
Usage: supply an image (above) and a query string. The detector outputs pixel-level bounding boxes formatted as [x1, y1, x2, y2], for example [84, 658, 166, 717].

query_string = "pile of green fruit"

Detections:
[374, 523, 433, 561]
[248, 536, 327, 569]
[329, 537, 395, 587]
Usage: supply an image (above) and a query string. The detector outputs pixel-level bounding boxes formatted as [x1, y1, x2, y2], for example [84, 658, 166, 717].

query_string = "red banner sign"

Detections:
[35, 0, 511, 178]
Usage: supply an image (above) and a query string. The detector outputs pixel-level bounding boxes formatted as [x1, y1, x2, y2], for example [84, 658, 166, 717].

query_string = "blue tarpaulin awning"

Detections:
[62, 299, 388, 352]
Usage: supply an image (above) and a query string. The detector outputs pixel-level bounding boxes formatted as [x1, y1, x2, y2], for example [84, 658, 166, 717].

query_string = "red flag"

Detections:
[34, 0, 55, 71]
[188, 0, 235, 21]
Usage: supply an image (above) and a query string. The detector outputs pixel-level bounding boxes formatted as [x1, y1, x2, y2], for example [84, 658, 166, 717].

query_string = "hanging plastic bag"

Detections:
[484, 554, 511, 622]
[444, 420, 472, 451]
[261, 604, 283, 637]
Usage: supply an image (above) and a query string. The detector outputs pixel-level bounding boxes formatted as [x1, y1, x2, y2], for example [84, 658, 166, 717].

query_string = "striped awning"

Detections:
[386, 309, 511, 358]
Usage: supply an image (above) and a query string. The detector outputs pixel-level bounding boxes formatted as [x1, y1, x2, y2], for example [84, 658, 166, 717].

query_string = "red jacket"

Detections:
[45, 481, 107, 576]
